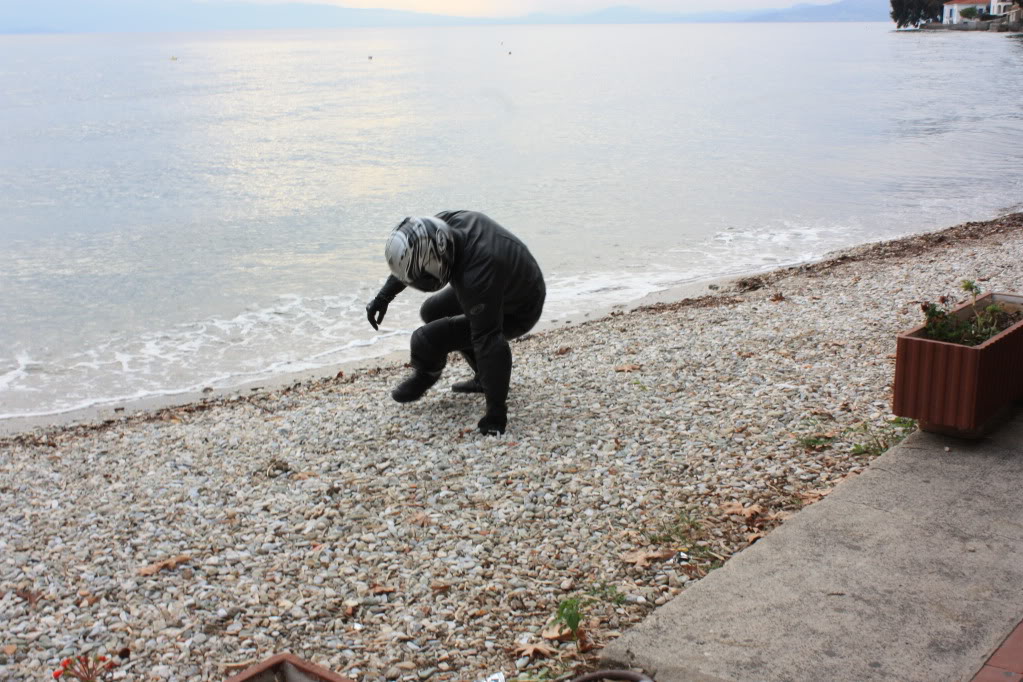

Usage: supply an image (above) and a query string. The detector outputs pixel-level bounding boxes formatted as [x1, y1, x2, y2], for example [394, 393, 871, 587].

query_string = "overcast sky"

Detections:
[238, 0, 838, 18]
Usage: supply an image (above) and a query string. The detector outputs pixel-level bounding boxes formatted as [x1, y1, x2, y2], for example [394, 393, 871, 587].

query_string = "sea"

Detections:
[2, 22, 1022, 423]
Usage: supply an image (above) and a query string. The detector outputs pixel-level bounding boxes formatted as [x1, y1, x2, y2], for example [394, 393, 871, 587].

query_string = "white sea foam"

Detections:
[0, 280, 729, 420]
[0, 285, 430, 419]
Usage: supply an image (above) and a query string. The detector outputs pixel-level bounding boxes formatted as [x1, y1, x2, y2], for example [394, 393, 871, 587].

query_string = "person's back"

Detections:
[438, 210, 544, 313]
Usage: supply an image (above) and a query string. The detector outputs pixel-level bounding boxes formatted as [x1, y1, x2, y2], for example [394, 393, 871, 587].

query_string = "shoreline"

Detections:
[3, 211, 1018, 440]
[0, 270, 752, 438]
[3, 211, 1022, 681]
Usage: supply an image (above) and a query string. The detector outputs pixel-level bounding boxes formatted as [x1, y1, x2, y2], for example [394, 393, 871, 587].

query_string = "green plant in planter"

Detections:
[958, 6, 979, 18]
[921, 280, 1022, 347]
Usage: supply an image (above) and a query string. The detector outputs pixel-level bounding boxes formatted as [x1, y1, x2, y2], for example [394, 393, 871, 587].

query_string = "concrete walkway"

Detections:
[601, 409, 1023, 682]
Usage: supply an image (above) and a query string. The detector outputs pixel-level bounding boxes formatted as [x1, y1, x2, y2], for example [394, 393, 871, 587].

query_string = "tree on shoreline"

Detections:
[890, 0, 944, 27]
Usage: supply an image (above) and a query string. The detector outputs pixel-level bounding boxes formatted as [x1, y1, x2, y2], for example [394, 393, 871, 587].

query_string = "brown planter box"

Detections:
[893, 292, 1023, 436]
[224, 653, 355, 682]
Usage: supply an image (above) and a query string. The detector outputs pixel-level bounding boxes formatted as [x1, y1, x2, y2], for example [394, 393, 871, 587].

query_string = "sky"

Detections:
[236, 0, 839, 18]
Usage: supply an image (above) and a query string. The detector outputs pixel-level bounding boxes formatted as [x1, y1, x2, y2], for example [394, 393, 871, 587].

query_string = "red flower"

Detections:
[52, 671, 63, 680]
[61, 659, 72, 667]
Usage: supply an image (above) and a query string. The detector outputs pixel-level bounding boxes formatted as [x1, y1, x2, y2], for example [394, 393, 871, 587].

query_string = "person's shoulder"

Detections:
[435, 210, 491, 225]
[435, 209, 467, 222]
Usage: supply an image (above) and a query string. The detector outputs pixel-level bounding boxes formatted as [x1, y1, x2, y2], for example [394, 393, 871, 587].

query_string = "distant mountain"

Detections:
[538, 0, 892, 24]
[515, 6, 764, 25]
[0, 0, 893, 34]
[750, 0, 891, 22]
[0, 0, 476, 34]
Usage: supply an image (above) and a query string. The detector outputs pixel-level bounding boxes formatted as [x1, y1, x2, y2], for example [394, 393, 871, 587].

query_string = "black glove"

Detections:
[366, 296, 389, 330]
[478, 406, 507, 436]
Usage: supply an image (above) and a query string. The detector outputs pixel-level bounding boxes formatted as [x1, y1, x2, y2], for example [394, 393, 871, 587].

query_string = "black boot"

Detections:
[392, 370, 441, 403]
[451, 376, 485, 393]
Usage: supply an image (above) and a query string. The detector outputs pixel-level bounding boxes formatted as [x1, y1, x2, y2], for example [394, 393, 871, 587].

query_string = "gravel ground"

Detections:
[2, 214, 1022, 682]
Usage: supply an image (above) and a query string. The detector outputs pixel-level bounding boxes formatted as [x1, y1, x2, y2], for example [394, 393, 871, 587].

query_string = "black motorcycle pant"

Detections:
[410, 287, 544, 375]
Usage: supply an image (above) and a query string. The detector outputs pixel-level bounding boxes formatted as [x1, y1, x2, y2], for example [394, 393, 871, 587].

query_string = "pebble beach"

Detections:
[2, 213, 1022, 682]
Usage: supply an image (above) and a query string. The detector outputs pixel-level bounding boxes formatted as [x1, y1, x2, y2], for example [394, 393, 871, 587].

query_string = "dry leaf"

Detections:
[410, 512, 432, 527]
[719, 501, 745, 516]
[14, 589, 42, 607]
[429, 582, 451, 592]
[615, 364, 642, 373]
[138, 555, 191, 576]
[370, 584, 396, 595]
[766, 511, 794, 522]
[770, 292, 785, 302]
[555, 347, 572, 356]
[292, 471, 318, 480]
[2, 644, 16, 655]
[541, 623, 575, 642]
[621, 548, 676, 568]
[747, 532, 765, 545]
[741, 504, 763, 519]
[681, 563, 707, 579]
[513, 642, 557, 659]
[796, 489, 831, 505]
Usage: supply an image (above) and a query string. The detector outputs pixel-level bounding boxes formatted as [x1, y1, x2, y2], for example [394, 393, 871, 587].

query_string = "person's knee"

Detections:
[411, 325, 435, 354]
[420, 298, 442, 324]
[420, 289, 462, 323]
[411, 325, 448, 373]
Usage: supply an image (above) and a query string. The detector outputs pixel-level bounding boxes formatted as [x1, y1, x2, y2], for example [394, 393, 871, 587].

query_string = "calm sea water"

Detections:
[2, 23, 1022, 420]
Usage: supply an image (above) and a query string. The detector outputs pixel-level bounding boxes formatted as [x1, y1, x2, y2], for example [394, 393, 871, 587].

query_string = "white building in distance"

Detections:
[943, 0, 993, 23]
